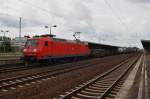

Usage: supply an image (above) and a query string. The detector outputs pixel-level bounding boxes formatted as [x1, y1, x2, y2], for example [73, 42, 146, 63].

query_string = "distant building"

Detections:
[11, 37, 27, 52]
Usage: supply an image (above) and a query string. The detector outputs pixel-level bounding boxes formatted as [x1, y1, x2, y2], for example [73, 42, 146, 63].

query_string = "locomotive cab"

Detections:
[23, 37, 52, 63]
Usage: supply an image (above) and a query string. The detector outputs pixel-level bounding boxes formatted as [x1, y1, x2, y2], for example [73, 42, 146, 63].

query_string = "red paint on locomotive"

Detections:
[23, 36, 91, 62]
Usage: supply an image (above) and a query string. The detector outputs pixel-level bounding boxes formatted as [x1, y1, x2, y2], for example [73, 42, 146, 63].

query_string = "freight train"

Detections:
[22, 34, 138, 65]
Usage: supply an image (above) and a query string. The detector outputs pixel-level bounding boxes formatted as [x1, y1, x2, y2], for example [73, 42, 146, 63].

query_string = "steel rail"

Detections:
[59, 55, 140, 99]
[0, 56, 129, 92]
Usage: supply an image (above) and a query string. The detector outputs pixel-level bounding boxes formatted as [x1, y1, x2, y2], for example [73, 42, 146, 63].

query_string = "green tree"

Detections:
[0, 40, 11, 52]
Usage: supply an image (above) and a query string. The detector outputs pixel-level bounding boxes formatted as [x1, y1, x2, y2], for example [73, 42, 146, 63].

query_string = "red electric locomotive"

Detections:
[22, 35, 91, 64]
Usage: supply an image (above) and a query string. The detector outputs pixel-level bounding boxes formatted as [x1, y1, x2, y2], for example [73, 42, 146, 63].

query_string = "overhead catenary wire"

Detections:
[103, 0, 137, 47]
[2, 3, 52, 24]
[16, 0, 62, 18]
[103, 0, 126, 28]
[0, 0, 141, 47]
[0, 3, 56, 31]
[0, 0, 61, 30]
[0, 11, 47, 38]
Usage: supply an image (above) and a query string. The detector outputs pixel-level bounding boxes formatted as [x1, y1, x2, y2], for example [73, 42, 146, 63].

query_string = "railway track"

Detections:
[0, 59, 88, 74]
[58, 55, 140, 99]
[0, 54, 130, 74]
[0, 55, 132, 93]
[0, 53, 137, 74]
[0, 65, 35, 74]
[0, 57, 94, 74]
[0, 58, 26, 73]
[0, 59, 21, 66]
[0, 58, 101, 74]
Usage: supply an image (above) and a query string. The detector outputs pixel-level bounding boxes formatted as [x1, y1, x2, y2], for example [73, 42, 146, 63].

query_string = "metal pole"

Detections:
[50, 27, 51, 35]
[19, 17, 22, 39]
[4, 42, 5, 53]
[4, 31, 5, 53]
[4, 31, 5, 37]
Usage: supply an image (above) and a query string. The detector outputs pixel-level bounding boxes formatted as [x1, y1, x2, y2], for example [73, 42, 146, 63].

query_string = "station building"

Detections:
[11, 37, 27, 52]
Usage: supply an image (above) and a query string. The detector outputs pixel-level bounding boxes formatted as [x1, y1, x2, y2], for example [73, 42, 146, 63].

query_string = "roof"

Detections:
[87, 42, 119, 50]
[141, 40, 150, 51]
[53, 38, 86, 44]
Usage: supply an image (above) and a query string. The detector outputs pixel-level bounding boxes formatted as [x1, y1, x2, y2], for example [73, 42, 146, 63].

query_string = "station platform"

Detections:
[0, 57, 21, 66]
[115, 52, 150, 99]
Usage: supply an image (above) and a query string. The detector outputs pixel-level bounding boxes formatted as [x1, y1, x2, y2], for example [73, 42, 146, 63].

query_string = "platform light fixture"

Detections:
[45, 25, 57, 35]
[1, 30, 9, 37]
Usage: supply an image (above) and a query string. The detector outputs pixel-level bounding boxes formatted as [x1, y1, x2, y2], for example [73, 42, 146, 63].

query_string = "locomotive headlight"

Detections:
[23, 49, 27, 52]
[33, 49, 37, 52]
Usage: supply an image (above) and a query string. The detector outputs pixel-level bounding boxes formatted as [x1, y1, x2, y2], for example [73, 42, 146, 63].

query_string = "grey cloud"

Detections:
[23, 19, 46, 27]
[0, 0, 4, 5]
[46, 0, 93, 22]
[0, 0, 149, 48]
[0, 14, 20, 28]
[129, 0, 150, 3]
[46, 0, 95, 36]
[0, 13, 47, 28]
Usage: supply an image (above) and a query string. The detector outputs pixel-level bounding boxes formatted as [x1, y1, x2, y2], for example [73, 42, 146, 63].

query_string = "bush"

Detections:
[0, 40, 12, 52]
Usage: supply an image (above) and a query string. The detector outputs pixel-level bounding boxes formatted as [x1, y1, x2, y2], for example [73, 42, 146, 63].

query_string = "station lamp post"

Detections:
[45, 25, 57, 35]
[1, 30, 9, 37]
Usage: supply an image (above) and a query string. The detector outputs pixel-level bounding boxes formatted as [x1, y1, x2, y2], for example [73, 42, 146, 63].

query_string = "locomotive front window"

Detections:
[25, 40, 38, 46]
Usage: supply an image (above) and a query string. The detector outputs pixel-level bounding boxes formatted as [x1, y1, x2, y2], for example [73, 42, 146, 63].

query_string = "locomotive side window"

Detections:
[25, 39, 38, 46]
[44, 41, 48, 46]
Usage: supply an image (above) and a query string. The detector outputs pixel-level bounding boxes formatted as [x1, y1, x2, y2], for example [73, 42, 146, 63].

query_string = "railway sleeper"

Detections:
[16, 79, 24, 82]
[92, 83, 112, 86]
[21, 78, 28, 81]
[85, 88, 105, 93]
[91, 84, 109, 88]
[89, 86, 107, 90]
[81, 90, 102, 95]
[107, 94, 116, 98]
[2, 82, 9, 85]
[112, 88, 120, 92]
[105, 97, 114, 99]
[95, 82, 112, 85]
[109, 90, 118, 95]
[9, 81, 16, 84]
[71, 96, 81, 99]
[76, 93, 99, 99]
[97, 79, 115, 83]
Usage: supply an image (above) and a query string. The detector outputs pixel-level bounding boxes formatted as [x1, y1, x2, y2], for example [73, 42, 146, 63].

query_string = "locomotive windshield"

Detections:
[25, 39, 38, 46]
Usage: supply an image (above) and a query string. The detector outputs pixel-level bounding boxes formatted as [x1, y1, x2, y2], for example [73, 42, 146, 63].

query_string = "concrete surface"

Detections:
[115, 52, 150, 99]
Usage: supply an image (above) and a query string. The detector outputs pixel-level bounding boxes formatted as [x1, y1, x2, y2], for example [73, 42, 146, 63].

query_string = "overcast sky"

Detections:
[0, 0, 150, 48]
